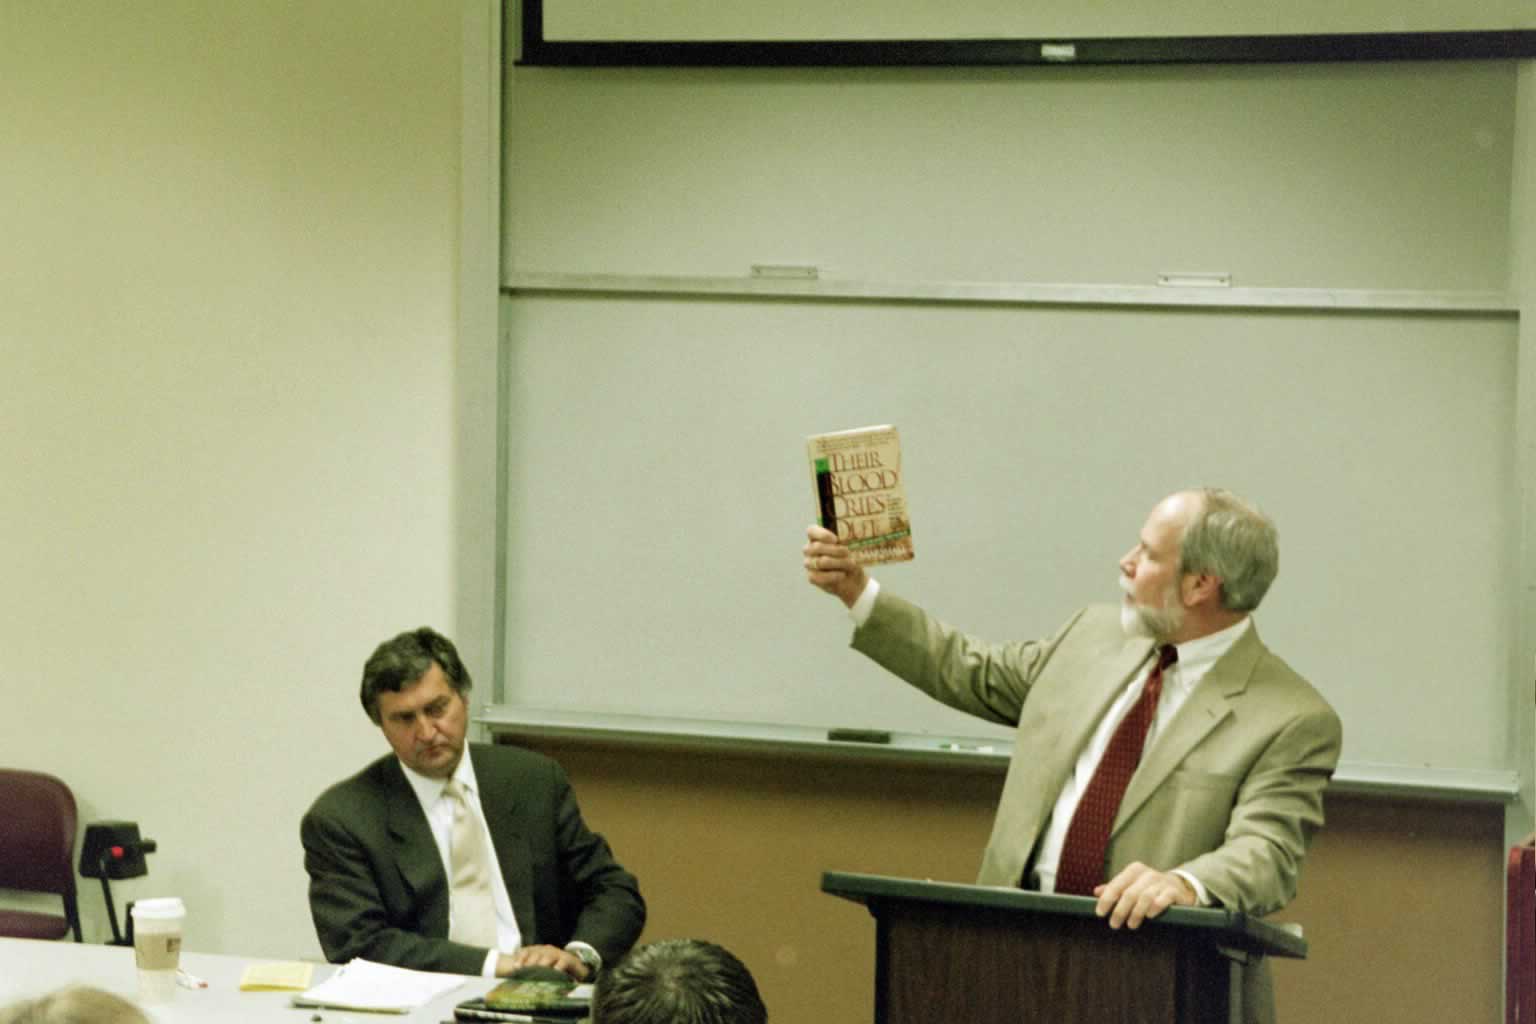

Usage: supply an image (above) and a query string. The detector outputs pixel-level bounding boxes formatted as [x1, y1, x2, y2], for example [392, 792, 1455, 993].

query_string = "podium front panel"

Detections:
[876, 902, 1230, 1024]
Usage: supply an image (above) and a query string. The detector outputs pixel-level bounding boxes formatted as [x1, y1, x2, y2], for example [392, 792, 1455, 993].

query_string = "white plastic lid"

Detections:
[130, 897, 185, 919]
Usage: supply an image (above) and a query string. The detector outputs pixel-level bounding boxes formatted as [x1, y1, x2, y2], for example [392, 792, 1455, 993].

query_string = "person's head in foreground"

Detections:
[0, 987, 150, 1024]
[592, 939, 767, 1024]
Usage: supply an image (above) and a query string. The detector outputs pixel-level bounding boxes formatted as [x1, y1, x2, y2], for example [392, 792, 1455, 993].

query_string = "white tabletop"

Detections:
[0, 938, 500, 1023]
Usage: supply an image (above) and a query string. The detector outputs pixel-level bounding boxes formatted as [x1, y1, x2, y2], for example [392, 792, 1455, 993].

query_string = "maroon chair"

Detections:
[0, 768, 82, 941]
[1508, 844, 1535, 1024]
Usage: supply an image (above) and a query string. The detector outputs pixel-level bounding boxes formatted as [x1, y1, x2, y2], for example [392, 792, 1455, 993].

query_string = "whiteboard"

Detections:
[535, 0, 1532, 43]
[503, 62, 1514, 290]
[498, 53, 1525, 778]
[499, 294, 1518, 774]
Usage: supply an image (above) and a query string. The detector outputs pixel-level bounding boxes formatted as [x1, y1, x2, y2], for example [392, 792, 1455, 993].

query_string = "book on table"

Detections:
[453, 973, 592, 1021]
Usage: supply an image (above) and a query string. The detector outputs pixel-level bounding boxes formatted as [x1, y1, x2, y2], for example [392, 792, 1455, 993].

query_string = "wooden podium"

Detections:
[823, 871, 1306, 1024]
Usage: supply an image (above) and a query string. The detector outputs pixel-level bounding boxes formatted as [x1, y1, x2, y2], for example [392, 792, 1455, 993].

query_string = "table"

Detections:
[0, 938, 499, 1023]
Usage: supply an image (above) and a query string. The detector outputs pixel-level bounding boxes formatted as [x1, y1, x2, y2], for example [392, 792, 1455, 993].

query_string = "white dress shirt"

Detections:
[398, 752, 522, 976]
[851, 579, 1251, 902]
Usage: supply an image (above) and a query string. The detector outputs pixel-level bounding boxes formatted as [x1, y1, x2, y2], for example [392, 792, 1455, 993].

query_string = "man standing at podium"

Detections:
[803, 488, 1341, 1023]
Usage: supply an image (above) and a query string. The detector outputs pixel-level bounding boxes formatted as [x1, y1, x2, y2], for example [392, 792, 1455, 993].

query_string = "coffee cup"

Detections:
[131, 897, 185, 1002]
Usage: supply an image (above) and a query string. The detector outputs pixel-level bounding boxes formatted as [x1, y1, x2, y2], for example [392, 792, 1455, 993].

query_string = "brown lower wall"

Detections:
[502, 736, 1505, 1023]
[1269, 792, 1505, 1022]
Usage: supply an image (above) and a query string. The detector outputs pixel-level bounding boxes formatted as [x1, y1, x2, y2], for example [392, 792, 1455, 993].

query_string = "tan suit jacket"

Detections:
[853, 594, 1342, 1022]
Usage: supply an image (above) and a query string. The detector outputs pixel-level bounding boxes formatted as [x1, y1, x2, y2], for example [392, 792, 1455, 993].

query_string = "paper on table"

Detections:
[293, 958, 467, 1013]
[239, 960, 315, 991]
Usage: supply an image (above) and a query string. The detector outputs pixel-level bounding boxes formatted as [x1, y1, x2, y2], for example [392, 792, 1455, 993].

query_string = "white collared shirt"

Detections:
[851, 579, 1251, 902]
[398, 752, 522, 975]
[1031, 614, 1250, 901]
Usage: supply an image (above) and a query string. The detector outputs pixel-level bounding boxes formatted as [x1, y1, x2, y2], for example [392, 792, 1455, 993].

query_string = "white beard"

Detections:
[1121, 599, 1153, 638]
[1119, 578, 1183, 641]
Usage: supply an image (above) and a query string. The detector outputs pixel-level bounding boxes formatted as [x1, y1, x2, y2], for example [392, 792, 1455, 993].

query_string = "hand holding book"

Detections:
[803, 524, 869, 610]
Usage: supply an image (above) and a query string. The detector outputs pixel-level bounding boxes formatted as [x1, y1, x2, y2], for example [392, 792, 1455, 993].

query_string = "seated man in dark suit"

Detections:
[592, 940, 767, 1024]
[301, 627, 644, 979]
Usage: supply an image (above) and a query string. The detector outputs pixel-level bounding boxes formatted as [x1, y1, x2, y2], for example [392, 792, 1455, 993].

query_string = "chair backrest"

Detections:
[0, 767, 81, 940]
[1507, 844, 1536, 1024]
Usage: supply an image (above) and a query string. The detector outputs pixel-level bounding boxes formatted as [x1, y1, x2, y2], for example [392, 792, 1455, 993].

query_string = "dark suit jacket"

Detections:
[301, 743, 644, 974]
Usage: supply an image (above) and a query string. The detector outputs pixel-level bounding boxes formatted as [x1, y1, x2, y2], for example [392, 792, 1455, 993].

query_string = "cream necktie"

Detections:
[445, 779, 499, 948]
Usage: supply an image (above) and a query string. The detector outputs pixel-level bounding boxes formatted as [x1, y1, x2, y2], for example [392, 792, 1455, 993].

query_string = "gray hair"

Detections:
[1178, 488, 1279, 613]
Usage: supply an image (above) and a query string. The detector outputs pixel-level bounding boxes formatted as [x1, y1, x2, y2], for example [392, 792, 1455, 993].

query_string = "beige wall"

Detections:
[1, 1, 477, 958]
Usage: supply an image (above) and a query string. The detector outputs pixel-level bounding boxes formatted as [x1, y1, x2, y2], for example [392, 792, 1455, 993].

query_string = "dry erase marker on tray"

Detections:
[828, 728, 891, 744]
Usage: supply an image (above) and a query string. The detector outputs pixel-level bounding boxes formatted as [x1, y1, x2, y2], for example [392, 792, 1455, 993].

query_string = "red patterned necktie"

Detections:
[1054, 644, 1178, 896]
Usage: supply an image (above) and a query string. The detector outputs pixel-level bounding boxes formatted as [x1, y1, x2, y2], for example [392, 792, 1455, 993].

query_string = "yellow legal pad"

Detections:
[239, 961, 316, 991]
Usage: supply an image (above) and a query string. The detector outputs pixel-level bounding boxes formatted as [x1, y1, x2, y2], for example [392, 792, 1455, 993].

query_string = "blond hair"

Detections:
[0, 987, 149, 1024]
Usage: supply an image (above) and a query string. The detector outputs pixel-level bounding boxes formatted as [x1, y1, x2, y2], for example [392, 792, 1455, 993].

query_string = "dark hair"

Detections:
[592, 940, 767, 1024]
[359, 627, 472, 724]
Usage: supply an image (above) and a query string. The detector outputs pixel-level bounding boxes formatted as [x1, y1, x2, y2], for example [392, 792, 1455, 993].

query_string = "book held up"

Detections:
[807, 424, 914, 566]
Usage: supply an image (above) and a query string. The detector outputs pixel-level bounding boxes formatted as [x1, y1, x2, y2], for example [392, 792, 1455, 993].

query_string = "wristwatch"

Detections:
[565, 942, 602, 978]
